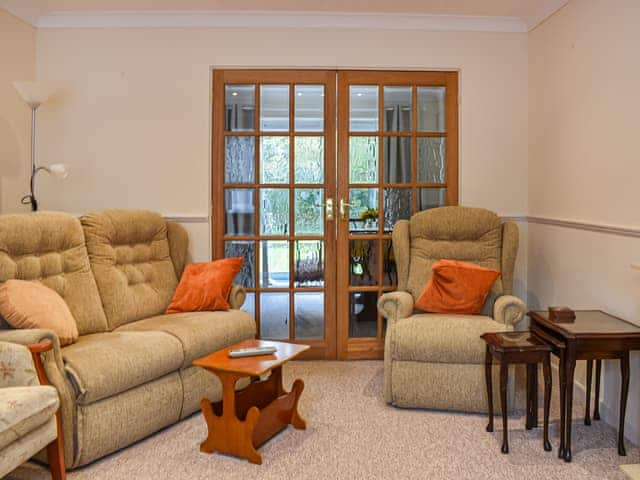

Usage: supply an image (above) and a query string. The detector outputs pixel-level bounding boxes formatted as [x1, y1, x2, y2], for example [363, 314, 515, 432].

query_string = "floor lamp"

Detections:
[13, 81, 69, 211]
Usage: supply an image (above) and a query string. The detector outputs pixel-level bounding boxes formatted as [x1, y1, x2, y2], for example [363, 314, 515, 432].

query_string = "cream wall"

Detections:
[528, 0, 640, 443]
[0, 9, 36, 213]
[32, 27, 529, 277]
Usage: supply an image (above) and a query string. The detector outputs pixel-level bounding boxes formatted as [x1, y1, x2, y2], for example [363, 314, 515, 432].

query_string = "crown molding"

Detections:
[28, 10, 527, 32]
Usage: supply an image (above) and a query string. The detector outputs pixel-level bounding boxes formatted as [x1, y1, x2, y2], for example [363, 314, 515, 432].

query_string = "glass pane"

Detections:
[260, 136, 289, 184]
[225, 85, 255, 132]
[384, 86, 412, 132]
[260, 85, 289, 132]
[349, 292, 378, 338]
[260, 189, 289, 235]
[260, 293, 289, 339]
[383, 137, 411, 183]
[295, 292, 324, 339]
[294, 240, 324, 287]
[382, 239, 397, 286]
[295, 189, 323, 236]
[349, 137, 378, 183]
[349, 188, 378, 233]
[242, 292, 255, 318]
[259, 240, 289, 288]
[350, 240, 378, 286]
[417, 138, 446, 183]
[417, 87, 445, 132]
[224, 136, 255, 184]
[224, 241, 255, 288]
[225, 189, 254, 235]
[294, 136, 324, 184]
[383, 188, 412, 232]
[295, 85, 324, 132]
[349, 86, 378, 132]
[417, 188, 447, 211]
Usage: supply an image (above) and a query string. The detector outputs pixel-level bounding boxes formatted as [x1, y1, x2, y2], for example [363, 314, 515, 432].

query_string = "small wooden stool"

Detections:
[481, 331, 552, 454]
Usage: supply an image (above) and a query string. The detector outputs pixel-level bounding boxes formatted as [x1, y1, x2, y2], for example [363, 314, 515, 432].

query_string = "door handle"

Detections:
[339, 198, 351, 220]
[325, 198, 335, 221]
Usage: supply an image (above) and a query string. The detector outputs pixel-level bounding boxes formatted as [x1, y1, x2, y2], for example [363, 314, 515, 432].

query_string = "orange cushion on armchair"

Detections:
[166, 258, 243, 314]
[415, 260, 500, 315]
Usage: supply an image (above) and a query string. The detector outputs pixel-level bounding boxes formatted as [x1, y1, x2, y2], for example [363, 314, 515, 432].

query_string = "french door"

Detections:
[212, 69, 458, 360]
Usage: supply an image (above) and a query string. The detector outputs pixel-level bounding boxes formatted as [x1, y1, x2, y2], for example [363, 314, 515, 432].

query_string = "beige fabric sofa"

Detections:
[378, 206, 526, 413]
[0, 210, 256, 468]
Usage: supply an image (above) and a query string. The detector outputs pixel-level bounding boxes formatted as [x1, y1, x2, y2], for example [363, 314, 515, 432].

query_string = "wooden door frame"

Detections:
[336, 70, 459, 359]
[212, 69, 337, 360]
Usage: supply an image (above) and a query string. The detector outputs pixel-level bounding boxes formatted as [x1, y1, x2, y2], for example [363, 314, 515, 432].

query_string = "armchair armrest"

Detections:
[229, 284, 247, 310]
[377, 291, 414, 321]
[0, 329, 76, 468]
[493, 295, 526, 326]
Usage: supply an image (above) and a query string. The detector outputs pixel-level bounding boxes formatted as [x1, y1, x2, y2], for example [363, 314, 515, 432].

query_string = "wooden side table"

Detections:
[481, 331, 552, 454]
[193, 340, 309, 464]
[529, 310, 640, 462]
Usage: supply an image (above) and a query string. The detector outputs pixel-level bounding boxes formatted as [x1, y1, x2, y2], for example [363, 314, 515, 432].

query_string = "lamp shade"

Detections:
[12, 81, 58, 109]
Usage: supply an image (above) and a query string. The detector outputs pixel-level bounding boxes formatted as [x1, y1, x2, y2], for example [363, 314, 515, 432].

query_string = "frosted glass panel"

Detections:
[417, 138, 446, 183]
[294, 240, 324, 287]
[260, 137, 289, 184]
[383, 188, 412, 232]
[349, 137, 378, 183]
[224, 241, 255, 288]
[260, 189, 289, 235]
[294, 189, 324, 236]
[294, 137, 324, 184]
[224, 136, 255, 184]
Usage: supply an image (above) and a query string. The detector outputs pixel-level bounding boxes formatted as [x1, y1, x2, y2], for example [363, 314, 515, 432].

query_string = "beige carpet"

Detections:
[10, 361, 638, 480]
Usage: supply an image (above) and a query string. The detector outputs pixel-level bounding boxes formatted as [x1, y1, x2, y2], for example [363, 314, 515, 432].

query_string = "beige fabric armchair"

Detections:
[378, 206, 526, 413]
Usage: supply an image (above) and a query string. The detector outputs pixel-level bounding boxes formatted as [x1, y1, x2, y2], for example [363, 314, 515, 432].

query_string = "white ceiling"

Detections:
[1, 0, 569, 31]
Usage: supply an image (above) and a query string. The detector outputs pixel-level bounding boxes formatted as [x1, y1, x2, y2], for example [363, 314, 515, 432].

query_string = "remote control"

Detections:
[228, 346, 277, 358]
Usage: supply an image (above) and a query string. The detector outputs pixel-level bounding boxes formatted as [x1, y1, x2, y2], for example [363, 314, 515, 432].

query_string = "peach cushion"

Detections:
[0, 279, 79, 345]
[166, 258, 243, 314]
[415, 260, 500, 315]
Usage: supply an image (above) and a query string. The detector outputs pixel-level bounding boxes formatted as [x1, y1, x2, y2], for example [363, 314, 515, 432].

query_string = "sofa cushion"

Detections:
[62, 331, 184, 405]
[81, 210, 179, 330]
[116, 310, 256, 368]
[0, 212, 108, 335]
[406, 207, 504, 315]
[0, 385, 59, 450]
[391, 314, 511, 364]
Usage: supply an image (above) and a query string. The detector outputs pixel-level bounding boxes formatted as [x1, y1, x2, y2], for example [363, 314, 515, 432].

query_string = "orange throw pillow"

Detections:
[166, 258, 243, 314]
[415, 260, 500, 315]
[0, 279, 79, 346]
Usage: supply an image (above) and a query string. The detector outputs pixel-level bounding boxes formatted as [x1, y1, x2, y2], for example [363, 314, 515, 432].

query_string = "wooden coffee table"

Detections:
[193, 339, 309, 464]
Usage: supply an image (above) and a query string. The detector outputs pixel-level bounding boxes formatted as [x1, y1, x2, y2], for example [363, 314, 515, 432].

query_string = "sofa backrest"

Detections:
[80, 210, 180, 330]
[0, 212, 109, 335]
[393, 206, 519, 315]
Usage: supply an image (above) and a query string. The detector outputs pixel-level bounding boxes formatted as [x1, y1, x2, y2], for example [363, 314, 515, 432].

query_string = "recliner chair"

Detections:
[378, 206, 526, 412]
